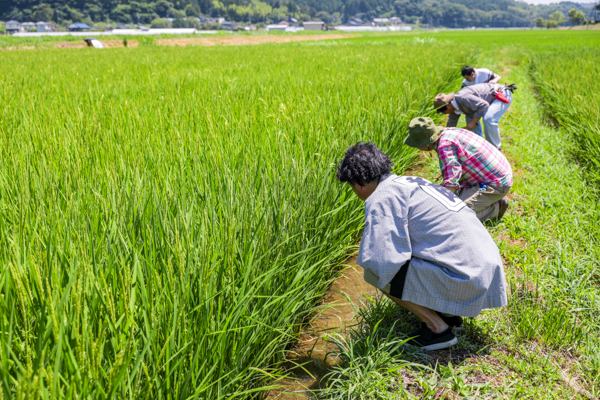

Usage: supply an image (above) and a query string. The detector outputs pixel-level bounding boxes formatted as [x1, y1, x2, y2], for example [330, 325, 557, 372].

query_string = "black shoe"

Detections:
[406, 323, 458, 351]
[497, 198, 509, 221]
[435, 312, 463, 328]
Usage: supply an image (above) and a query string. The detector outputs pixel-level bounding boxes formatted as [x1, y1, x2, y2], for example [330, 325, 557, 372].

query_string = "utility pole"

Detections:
[454, 18, 457, 29]
[56, 9, 60, 31]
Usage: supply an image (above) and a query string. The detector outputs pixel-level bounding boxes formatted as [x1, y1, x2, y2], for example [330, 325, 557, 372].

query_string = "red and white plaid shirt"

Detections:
[433, 128, 513, 189]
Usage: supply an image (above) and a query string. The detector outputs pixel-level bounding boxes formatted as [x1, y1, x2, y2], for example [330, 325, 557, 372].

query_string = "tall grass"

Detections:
[0, 37, 473, 398]
[531, 47, 600, 188]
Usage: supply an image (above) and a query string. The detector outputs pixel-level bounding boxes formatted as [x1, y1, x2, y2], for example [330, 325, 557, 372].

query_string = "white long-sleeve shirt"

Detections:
[462, 68, 498, 87]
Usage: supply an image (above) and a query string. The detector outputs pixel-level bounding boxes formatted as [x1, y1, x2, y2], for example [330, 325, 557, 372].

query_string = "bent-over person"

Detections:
[434, 82, 515, 150]
[461, 66, 501, 88]
[405, 117, 512, 222]
[337, 142, 508, 351]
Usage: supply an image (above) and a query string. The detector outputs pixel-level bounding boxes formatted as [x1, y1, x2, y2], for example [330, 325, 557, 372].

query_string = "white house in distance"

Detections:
[303, 21, 325, 30]
[5, 20, 23, 34]
[266, 23, 288, 31]
[373, 18, 390, 25]
[36, 21, 56, 32]
[21, 22, 36, 31]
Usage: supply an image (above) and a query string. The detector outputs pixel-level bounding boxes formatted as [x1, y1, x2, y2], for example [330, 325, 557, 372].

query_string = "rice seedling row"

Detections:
[531, 46, 600, 188]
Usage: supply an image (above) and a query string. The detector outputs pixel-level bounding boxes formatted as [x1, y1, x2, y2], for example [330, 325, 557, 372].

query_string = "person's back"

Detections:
[359, 174, 506, 317]
[436, 128, 513, 189]
[84, 38, 104, 49]
[453, 83, 497, 116]
[337, 141, 508, 351]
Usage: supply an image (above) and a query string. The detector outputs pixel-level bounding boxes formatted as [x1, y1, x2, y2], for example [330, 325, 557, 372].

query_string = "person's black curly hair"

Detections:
[336, 142, 393, 186]
[461, 65, 475, 77]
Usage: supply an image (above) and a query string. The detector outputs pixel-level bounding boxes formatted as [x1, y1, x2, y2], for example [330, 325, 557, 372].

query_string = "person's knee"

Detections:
[381, 290, 412, 308]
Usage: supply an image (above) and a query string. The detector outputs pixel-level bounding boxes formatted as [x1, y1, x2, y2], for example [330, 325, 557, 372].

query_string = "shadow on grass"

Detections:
[308, 296, 498, 399]
[409, 317, 493, 367]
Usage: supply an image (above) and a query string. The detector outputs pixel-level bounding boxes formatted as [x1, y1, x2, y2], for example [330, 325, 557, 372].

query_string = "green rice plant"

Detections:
[0, 37, 473, 399]
[531, 47, 600, 189]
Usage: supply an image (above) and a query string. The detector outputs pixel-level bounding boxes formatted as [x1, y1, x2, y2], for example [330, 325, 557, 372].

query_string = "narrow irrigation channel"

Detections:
[266, 256, 378, 399]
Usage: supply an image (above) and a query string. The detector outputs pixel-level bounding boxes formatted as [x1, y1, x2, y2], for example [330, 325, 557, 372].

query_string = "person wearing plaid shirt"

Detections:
[405, 117, 512, 222]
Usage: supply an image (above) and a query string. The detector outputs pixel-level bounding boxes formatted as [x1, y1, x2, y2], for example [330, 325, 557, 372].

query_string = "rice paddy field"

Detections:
[0, 30, 599, 399]
[531, 45, 600, 187]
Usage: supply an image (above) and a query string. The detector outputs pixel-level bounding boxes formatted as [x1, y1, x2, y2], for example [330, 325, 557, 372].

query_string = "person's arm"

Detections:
[465, 116, 481, 131]
[489, 73, 501, 84]
[437, 143, 462, 193]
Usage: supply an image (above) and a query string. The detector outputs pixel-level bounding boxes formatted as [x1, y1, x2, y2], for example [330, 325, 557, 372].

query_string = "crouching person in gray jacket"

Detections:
[337, 142, 508, 351]
[434, 83, 515, 150]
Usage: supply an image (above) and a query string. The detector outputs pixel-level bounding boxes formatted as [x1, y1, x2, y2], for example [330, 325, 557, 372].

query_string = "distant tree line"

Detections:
[1, 0, 596, 27]
[535, 6, 597, 28]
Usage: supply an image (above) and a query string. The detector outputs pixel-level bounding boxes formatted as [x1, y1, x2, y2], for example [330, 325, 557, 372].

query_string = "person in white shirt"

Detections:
[84, 38, 104, 49]
[455, 66, 502, 136]
[461, 66, 501, 88]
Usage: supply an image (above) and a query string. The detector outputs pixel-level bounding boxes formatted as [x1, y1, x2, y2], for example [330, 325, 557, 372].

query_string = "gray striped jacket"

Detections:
[357, 174, 507, 317]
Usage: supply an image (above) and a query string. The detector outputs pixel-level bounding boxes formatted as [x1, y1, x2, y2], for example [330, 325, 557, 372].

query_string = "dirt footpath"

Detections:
[155, 34, 355, 46]
[52, 34, 357, 49]
[54, 39, 135, 48]
[559, 24, 600, 30]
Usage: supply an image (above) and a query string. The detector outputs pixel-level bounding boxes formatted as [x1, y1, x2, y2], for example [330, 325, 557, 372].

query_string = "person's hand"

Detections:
[443, 184, 460, 195]
[465, 117, 480, 131]
[490, 75, 502, 84]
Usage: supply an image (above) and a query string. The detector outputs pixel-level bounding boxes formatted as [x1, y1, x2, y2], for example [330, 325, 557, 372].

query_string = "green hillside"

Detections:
[1, 0, 596, 27]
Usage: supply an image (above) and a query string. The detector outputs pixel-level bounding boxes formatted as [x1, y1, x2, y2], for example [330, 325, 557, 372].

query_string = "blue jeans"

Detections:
[467, 88, 513, 149]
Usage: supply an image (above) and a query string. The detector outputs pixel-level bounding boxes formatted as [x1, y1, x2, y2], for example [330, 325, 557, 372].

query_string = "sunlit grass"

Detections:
[0, 38, 472, 398]
[531, 46, 600, 188]
[314, 30, 600, 399]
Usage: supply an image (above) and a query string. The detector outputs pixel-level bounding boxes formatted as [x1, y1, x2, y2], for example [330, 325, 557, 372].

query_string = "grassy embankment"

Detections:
[316, 30, 600, 399]
[0, 37, 473, 399]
